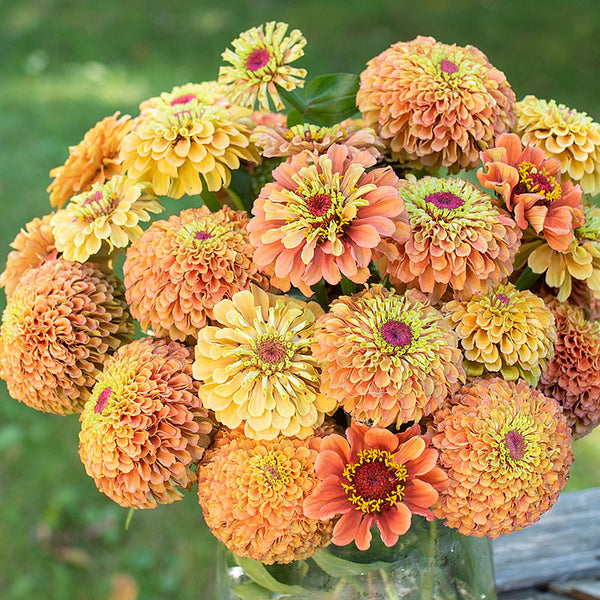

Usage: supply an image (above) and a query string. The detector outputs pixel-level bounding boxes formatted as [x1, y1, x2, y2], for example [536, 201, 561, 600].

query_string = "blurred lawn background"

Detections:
[2, 1, 600, 598]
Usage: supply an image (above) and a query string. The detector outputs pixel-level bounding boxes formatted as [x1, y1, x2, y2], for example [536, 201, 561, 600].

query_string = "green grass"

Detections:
[2, 1, 600, 598]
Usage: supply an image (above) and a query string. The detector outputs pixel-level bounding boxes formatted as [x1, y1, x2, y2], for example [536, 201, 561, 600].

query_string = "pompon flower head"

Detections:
[48, 112, 134, 208]
[218, 21, 307, 112]
[313, 285, 464, 427]
[431, 377, 573, 537]
[357, 36, 516, 171]
[193, 286, 336, 440]
[538, 300, 600, 438]
[477, 133, 584, 251]
[250, 118, 385, 161]
[0, 258, 134, 415]
[0, 213, 58, 299]
[120, 103, 258, 199]
[248, 144, 410, 296]
[443, 283, 556, 386]
[515, 95, 600, 196]
[375, 176, 521, 302]
[303, 421, 448, 551]
[139, 81, 230, 116]
[124, 206, 262, 341]
[79, 337, 213, 509]
[51, 176, 162, 263]
[197, 428, 333, 564]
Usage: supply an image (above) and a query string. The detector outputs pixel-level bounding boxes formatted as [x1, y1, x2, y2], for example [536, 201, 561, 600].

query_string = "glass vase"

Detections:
[217, 517, 496, 600]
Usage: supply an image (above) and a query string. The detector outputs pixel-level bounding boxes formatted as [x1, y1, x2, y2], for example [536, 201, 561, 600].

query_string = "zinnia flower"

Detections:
[303, 421, 448, 551]
[218, 21, 307, 112]
[478, 133, 584, 251]
[0, 258, 134, 415]
[376, 176, 521, 302]
[51, 176, 162, 263]
[516, 95, 600, 196]
[357, 36, 515, 171]
[139, 81, 230, 116]
[0, 213, 58, 299]
[431, 377, 573, 537]
[79, 337, 213, 508]
[123, 206, 261, 341]
[120, 103, 258, 199]
[48, 112, 134, 208]
[193, 286, 335, 440]
[443, 283, 556, 386]
[538, 300, 600, 438]
[248, 144, 410, 296]
[197, 427, 333, 563]
[313, 285, 464, 427]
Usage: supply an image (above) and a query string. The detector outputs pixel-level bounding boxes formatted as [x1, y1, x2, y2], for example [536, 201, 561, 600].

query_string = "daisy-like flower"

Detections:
[218, 21, 307, 112]
[304, 421, 448, 551]
[197, 427, 334, 564]
[443, 283, 556, 386]
[139, 81, 230, 116]
[314, 285, 464, 427]
[478, 133, 584, 251]
[250, 119, 385, 161]
[123, 206, 262, 341]
[431, 377, 573, 537]
[51, 176, 162, 263]
[79, 337, 213, 508]
[0, 258, 134, 415]
[539, 300, 600, 438]
[357, 36, 515, 171]
[376, 176, 521, 302]
[516, 95, 600, 196]
[48, 112, 134, 208]
[0, 214, 58, 299]
[120, 103, 258, 199]
[248, 144, 410, 296]
[193, 286, 336, 440]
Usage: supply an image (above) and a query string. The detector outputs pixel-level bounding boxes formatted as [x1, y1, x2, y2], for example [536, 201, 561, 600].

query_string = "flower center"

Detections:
[306, 193, 333, 218]
[495, 293, 510, 307]
[515, 162, 562, 203]
[246, 48, 271, 72]
[256, 337, 288, 366]
[504, 430, 526, 462]
[171, 93, 197, 106]
[79, 190, 119, 222]
[425, 191, 464, 211]
[194, 230, 213, 242]
[342, 449, 407, 513]
[257, 455, 289, 487]
[94, 386, 112, 414]
[380, 319, 412, 348]
[440, 59, 459, 74]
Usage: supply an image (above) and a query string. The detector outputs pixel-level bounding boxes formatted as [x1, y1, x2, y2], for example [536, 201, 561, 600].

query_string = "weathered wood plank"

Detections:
[493, 488, 600, 593]
[549, 580, 600, 600]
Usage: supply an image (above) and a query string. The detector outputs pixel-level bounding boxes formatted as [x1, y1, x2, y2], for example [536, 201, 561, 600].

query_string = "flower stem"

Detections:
[421, 519, 438, 600]
[380, 568, 399, 600]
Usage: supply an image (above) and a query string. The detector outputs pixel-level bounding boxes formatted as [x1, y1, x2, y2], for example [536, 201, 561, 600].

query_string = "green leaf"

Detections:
[302, 73, 360, 126]
[229, 169, 254, 214]
[230, 583, 273, 600]
[311, 548, 393, 579]
[233, 556, 308, 596]
[286, 109, 304, 128]
[515, 265, 540, 291]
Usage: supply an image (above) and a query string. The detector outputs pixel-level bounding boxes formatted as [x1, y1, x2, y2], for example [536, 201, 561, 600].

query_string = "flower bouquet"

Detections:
[3, 20, 600, 600]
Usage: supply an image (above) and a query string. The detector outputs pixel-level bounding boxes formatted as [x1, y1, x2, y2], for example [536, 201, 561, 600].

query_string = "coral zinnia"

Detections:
[120, 103, 258, 199]
[123, 206, 261, 341]
[48, 112, 134, 208]
[538, 300, 600, 438]
[357, 36, 515, 171]
[431, 377, 573, 537]
[0, 213, 58, 299]
[443, 282, 556, 386]
[193, 286, 335, 440]
[248, 144, 410, 296]
[197, 427, 333, 563]
[79, 337, 213, 508]
[304, 421, 448, 551]
[478, 133, 584, 251]
[516, 95, 600, 196]
[219, 21, 307, 112]
[51, 176, 162, 263]
[0, 258, 134, 415]
[376, 176, 521, 302]
[314, 285, 464, 427]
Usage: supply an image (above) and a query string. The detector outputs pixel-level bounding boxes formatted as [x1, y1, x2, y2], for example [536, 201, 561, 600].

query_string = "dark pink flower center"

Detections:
[425, 191, 464, 210]
[263, 464, 282, 482]
[495, 293, 510, 306]
[504, 431, 526, 461]
[380, 320, 412, 348]
[171, 94, 197, 106]
[257, 337, 287, 365]
[246, 48, 271, 72]
[82, 190, 104, 208]
[515, 162, 562, 203]
[94, 386, 112, 414]
[352, 461, 400, 501]
[440, 59, 459, 74]
[194, 231, 212, 242]
[306, 193, 332, 218]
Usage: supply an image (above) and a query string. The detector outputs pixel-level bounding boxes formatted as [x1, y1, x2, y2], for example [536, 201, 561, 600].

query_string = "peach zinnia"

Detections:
[357, 36, 515, 171]
[314, 285, 464, 427]
[139, 81, 230, 116]
[303, 421, 448, 551]
[248, 144, 410, 296]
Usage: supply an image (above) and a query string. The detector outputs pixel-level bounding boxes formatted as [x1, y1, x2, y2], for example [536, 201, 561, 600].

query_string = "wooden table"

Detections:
[494, 488, 600, 599]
